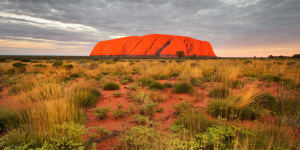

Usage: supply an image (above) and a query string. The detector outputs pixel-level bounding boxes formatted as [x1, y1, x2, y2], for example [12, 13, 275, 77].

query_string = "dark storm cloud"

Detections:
[0, 0, 300, 56]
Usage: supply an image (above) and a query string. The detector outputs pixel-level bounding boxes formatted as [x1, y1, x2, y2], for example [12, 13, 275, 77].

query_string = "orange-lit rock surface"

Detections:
[90, 34, 216, 57]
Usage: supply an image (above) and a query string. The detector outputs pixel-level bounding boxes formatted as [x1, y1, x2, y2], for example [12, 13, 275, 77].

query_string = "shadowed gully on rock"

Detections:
[90, 34, 216, 57]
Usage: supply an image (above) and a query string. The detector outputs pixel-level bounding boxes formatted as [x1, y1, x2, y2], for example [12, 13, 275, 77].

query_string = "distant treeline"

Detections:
[0, 54, 299, 61]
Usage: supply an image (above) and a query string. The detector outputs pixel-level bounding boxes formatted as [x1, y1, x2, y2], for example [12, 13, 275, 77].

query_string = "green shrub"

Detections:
[128, 90, 151, 104]
[120, 76, 134, 84]
[287, 61, 296, 66]
[207, 99, 258, 120]
[173, 82, 193, 93]
[138, 103, 158, 117]
[136, 77, 155, 87]
[173, 102, 192, 114]
[64, 64, 74, 70]
[119, 126, 158, 149]
[148, 81, 165, 90]
[134, 115, 150, 125]
[103, 82, 120, 90]
[88, 126, 112, 142]
[156, 107, 164, 113]
[34, 64, 47, 68]
[0, 122, 88, 149]
[0, 109, 20, 132]
[12, 62, 27, 68]
[163, 82, 173, 88]
[93, 107, 110, 120]
[52, 61, 63, 67]
[196, 125, 239, 150]
[259, 74, 281, 82]
[70, 73, 80, 79]
[21, 59, 30, 62]
[209, 86, 230, 99]
[173, 110, 215, 134]
[113, 109, 128, 119]
[190, 78, 205, 86]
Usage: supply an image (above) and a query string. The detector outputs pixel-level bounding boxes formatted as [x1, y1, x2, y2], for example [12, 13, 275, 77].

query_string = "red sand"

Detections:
[90, 34, 216, 57]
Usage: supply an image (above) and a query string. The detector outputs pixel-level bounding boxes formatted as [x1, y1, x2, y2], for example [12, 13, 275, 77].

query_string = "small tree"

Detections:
[176, 51, 185, 58]
[292, 54, 300, 58]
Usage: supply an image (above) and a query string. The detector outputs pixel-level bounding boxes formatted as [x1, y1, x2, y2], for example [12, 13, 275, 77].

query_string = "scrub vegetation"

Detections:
[0, 57, 299, 150]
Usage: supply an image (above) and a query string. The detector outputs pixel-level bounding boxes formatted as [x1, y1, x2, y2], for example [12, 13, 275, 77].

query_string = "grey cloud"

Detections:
[0, 0, 300, 56]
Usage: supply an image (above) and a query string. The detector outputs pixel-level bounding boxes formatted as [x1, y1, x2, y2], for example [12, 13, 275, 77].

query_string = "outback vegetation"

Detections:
[0, 57, 299, 150]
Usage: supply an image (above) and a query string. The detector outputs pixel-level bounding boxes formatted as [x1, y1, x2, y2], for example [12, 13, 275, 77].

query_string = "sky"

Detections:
[0, 0, 300, 57]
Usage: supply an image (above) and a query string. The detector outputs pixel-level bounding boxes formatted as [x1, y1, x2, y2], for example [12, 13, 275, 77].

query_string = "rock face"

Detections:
[90, 34, 216, 57]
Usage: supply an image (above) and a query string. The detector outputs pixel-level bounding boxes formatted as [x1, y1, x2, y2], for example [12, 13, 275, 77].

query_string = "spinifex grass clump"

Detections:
[173, 82, 193, 93]
[136, 77, 156, 87]
[209, 86, 230, 99]
[207, 98, 258, 120]
[148, 81, 165, 90]
[69, 87, 101, 107]
[52, 60, 63, 67]
[103, 82, 120, 90]
[12, 62, 27, 68]
[173, 102, 192, 114]
[173, 110, 215, 134]
[120, 76, 134, 84]
[0, 108, 20, 132]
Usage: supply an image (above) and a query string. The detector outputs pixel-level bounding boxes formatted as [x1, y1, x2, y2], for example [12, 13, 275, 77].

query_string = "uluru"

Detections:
[90, 34, 216, 57]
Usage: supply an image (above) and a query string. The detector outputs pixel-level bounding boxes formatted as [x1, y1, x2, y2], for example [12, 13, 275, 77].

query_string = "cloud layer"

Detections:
[0, 0, 300, 56]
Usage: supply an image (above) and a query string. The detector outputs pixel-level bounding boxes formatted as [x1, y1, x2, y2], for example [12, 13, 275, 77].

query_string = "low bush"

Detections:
[103, 82, 120, 90]
[119, 126, 158, 149]
[64, 64, 74, 70]
[138, 103, 158, 117]
[208, 86, 230, 99]
[34, 64, 47, 68]
[93, 107, 110, 120]
[173, 82, 193, 93]
[129, 90, 166, 104]
[136, 77, 155, 87]
[173, 102, 192, 114]
[52, 61, 63, 67]
[190, 78, 205, 86]
[163, 82, 173, 88]
[113, 109, 128, 119]
[259, 74, 282, 82]
[225, 80, 243, 89]
[12, 62, 27, 68]
[148, 81, 165, 90]
[134, 115, 153, 126]
[120, 76, 134, 84]
[0, 109, 20, 132]
[173, 110, 215, 134]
